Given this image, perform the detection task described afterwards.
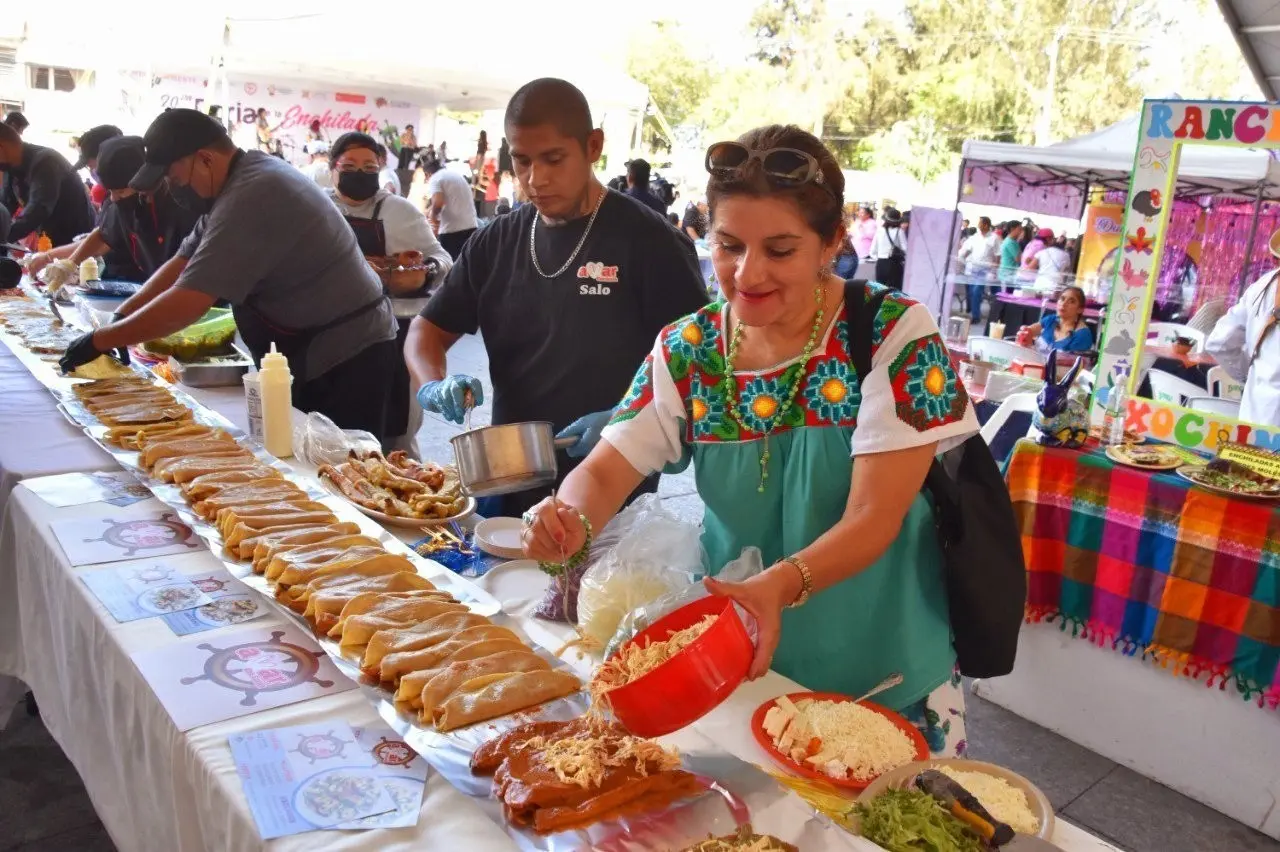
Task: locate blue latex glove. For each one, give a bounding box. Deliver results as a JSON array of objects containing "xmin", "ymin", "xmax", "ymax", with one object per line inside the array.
[
  {"xmin": 555, "ymin": 409, "xmax": 613, "ymax": 459},
  {"xmin": 417, "ymin": 375, "xmax": 484, "ymax": 424}
]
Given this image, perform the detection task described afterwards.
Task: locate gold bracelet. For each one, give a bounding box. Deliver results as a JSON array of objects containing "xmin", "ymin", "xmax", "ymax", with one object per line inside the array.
[{"xmin": 780, "ymin": 556, "xmax": 812, "ymax": 609}]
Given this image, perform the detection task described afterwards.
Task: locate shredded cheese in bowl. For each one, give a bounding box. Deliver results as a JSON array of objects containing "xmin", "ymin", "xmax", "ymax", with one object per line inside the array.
[
  {"xmin": 589, "ymin": 614, "xmax": 719, "ymax": 712},
  {"xmin": 937, "ymin": 766, "xmax": 1040, "ymax": 835},
  {"xmin": 762, "ymin": 696, "xmax": 916, "ymax": 782}
]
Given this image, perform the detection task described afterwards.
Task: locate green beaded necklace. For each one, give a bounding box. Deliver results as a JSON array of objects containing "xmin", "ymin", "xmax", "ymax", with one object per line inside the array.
[{"xmin": 722, "ymin": 283, "xmax": 828, "ymax": 492}]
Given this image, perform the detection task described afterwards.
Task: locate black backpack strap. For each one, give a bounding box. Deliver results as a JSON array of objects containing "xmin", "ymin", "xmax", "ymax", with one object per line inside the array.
[{"xmin": 842, "ymin": 278, "xmax": 888, "ymax": 385}]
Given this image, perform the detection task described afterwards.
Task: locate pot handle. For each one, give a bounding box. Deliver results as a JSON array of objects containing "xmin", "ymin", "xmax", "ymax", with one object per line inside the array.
[{"xmin": 553, "ymin": 435, "xmax": 580, "ymax": 449}]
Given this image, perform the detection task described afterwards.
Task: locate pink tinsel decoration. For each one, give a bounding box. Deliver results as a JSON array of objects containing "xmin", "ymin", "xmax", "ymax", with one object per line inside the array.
[{"xmin": 1195, "ymin": 201, "xmax": 1280, "ymax": 311}]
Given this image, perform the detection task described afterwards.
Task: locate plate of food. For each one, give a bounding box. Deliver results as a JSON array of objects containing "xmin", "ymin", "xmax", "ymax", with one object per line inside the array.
[
  {"xmin": 292, "ymin": 768, "xmax": 389, "ymax": 826},
  {"xmin": 857, "ymin": 758, "xmax": 1054, "ymax": 842},
  {"xmin": 136, "ymin": 583, "xmax": 207, "ymax": 614},
  {"xmin": 318, "ymin": 450, "xmax": 476, "ymax": 528},
  {"xmin": 1177, "ymin": 462, "xmax": 1280, "ymax": 499},
  {"xmin": 752, "ymin": 692, "xmax": 928, "ymax": 791},
  {"xmin": 191, "ymin": 595, "xmax": 262, "ymax": 627},
  {"xmin": 1089, "ymin": 425, "xmax": 1144, "ymax": 445},
  {"xmin": 1104, "ymin": 443, "xmax": 1183, "ymax": 470}
]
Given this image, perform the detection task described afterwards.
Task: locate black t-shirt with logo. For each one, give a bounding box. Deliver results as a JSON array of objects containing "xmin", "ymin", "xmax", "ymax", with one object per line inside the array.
[{"xmin": 421, "ymin": 188, "xmax": 708, "ymax": 434}]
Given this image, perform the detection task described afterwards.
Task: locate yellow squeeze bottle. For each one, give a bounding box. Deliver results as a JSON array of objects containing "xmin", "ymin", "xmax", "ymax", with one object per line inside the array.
[{"xmin": 259, "ymin": 342, "xmax": 294, "ymax": 458}]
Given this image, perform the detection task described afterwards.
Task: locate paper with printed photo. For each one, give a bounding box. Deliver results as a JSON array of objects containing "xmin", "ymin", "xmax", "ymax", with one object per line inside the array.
[
  {"xmin": 23, "ymin": 470, "xmax": 151, "ymax": 508},
  {"xmin": 229, "ymin": 722, "xmax": 396, "ymax": 839},
  {"xmin": 81, "ymin": 562, "xmax": 213, "ymax": 623},
  {"xmin": 162, "ymin": 568, "xmax": 268, "ymax": 636},
  {"xmin": 331, "ymin": 725, "xmax": 429, "ymax": 830}
]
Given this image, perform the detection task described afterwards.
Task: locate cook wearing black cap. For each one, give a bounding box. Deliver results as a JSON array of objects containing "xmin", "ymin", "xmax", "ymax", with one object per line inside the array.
[
  {"xmin": 73, "ymin": 124, "xmax": 123, "ymax": 173},
  {"xmin": 49, "ymin": 136, "xmax": 202, "ymax": 283},
  {"xmin": 24, "ymin": 124, "xmax": 129, "ymax": 276},
  {"xmin": 59, "ymin": 109, "xmax": 400, "ymax": 441},
  {"xmin": 0, "ymin": 118, "xmax": 95, "ymax": 246}
]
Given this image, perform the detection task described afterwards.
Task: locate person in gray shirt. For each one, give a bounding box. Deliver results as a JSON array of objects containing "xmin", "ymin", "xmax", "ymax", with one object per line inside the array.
[{"xmin": 59, "ymin": 109, "xmax": 399, "ymax": 439}]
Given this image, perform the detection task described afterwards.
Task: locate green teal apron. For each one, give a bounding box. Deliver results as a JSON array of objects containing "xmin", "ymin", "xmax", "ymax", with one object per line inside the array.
[{"xmin": 672, "ymin": 423, "xmax": 955, "ymax": 711}]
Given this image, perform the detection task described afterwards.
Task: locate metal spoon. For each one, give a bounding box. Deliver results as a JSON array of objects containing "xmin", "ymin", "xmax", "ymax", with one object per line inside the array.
[
  {"xmin": 853, "ymin": 672, "xmax": 904, "ymax": 705},
  {"xmin": 462, "ymin": 389, "xmax": 473, "ymax": 433}
]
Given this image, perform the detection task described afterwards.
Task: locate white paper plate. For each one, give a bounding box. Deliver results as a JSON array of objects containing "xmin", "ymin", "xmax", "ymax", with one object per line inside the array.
[{"xmin": 473, "ymin": 517, "xmax": 525, "ymax": 559}]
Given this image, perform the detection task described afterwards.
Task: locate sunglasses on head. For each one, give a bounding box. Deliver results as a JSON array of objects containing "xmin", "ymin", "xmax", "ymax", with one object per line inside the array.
[{"xmin": 704, "ymin": 141, "xmax": 834, "ymax": 197}]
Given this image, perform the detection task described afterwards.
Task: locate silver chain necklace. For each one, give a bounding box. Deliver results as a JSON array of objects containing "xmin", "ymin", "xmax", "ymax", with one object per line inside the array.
[{"xmin": 529, "ymin": 186, "xmax": 607, "ymax": 279}]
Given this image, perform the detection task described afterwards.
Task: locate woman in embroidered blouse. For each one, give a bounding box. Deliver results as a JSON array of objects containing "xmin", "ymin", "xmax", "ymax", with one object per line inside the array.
[{"xmin": 521, "ymin": 125, "xmax": 979, "ymax": 754}]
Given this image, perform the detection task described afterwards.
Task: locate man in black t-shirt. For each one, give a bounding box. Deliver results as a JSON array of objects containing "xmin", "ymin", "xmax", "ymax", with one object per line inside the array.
[
  {"xmin": 46, "ymin": 136, "xmax": 201, "ymax": 283},
  {"xmin": 406, "ymin": 78, "xmax": 708, "ymax": 517}
]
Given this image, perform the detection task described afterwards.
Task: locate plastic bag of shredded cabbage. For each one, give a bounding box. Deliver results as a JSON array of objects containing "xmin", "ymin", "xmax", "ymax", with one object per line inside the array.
[
  {"xmin": 604, "ymin": 546, "xmax": 763, "ymax": 659},
  {"xmin": 574, "ymin": 494, "xmax": 703, "ymax": 644}
]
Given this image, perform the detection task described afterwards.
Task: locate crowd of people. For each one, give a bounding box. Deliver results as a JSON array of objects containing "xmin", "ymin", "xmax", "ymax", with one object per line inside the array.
[{"xmin": 0, "ymin": 79, "xmax": 985, "ymax": 746}]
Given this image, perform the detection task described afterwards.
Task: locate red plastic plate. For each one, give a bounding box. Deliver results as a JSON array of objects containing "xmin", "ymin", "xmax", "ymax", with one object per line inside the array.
[{"xmin": 751, "ymin": 691, "xmax": 929, "ymax": 792}]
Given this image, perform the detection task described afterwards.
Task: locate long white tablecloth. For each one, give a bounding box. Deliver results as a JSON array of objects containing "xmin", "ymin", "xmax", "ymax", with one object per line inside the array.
[{"xmin": 0, "ymin": 333, "xmax": 1118, "ymax": 852}]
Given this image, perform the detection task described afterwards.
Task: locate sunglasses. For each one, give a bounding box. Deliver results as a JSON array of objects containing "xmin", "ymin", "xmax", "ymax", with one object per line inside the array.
[{"xmin": 704, "ymin": 141, "xmax": 834, "ymax": 197}]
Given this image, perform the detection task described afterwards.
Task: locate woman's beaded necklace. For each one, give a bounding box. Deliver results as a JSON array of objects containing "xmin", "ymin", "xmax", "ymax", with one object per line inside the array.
[{"xmin": 722, "ymin": 283, "xmax": 828, "ymax": 492}]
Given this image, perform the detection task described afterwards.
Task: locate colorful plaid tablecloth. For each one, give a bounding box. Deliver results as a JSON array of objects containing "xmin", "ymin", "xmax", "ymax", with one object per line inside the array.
[{"xmin": 1006, "ymin": 440, "xmax": 1280, "ymax": 710}]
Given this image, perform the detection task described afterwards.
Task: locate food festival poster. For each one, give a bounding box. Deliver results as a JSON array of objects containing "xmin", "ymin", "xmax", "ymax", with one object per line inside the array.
[
  {"xmin": 1096, "ymin": 98, "xmax": 1280, "ymax": 450},
  {"xmin": 129, "ymin": 624, "xmax": 355, "ymax": 732},
  {"xmin": 229, "ymin": 721, "xmax": 396, "ymax": 839}
]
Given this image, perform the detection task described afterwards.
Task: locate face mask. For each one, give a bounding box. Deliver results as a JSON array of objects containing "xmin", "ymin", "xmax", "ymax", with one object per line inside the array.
[
  {"xmin": 170, "ymin": 156, "xmax": 213, "ymax": 214},
  {"xmin": 338, "ymin": 170, "xmax": 380, "ymax": 202}
]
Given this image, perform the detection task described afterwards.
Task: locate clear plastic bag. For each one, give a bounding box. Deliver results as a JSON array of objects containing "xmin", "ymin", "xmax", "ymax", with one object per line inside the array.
[
  {"xmin": 292, "ymin": 411, "xmax": 381, "ymax": 466},
  {"xmin": 604, "ymin": 546, "xmax": 764, "ymax": 659},
  {"xmin": 556, "ymin": 495, "xmax": 703, "ymax": 636}
]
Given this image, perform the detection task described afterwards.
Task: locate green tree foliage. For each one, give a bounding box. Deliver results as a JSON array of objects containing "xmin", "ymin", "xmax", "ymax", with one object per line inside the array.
[{"xmin": 626, "ymin": 0, "xmax": 1250, "ymax": 183}]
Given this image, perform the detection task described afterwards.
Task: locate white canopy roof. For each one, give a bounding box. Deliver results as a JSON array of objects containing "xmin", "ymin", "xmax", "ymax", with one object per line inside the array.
[
  {"xmin": 961, "ymin": 112, "xmax": 1280, "ymax": 198},
  {"xmin": 15, "ymin": 10, "xmax": 647, "ymax": 113}
]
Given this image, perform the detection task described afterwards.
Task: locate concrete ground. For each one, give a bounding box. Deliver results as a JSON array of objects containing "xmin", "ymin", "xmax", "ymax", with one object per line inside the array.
[{"xmin": 2, "ymin": 333, "xmax": 1276, "ymax": 852}]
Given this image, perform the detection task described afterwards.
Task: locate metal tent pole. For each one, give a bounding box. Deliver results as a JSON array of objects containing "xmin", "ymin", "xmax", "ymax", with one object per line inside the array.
[{"xmin": 1238, "ymin": 185, "xmax": 1265, "ymax": 299}]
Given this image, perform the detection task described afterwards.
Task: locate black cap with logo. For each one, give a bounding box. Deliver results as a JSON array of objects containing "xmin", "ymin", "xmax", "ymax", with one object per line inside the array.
[
  {"xmin": 130, "ymin": 109, "xmax": 229, "ymax": 192},
  {"xmin": 95, "ymin": 136, "xmax": 146, "ymax": 191},
  {"xmin": 73, "ymin": 124, "xmax": 123, "ymax": 170}
]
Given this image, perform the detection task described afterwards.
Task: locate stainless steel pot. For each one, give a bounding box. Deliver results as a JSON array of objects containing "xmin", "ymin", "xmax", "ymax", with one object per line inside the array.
[{"xmin": 450, "ymin": 422, "xmax": 576, "ymax": 497}]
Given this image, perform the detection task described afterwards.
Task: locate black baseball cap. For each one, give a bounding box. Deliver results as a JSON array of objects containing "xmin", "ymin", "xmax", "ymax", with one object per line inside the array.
[
  {"xmin": 95, "ymin": 136, "xmax": 145, "ymax": 191},
  {"xmin": 73, "ymin": 124, "xmax": 123, "ymax": 170},
  {"xmin": 130, "ymin": 108, "xmax": 229, "ymax": 192}
]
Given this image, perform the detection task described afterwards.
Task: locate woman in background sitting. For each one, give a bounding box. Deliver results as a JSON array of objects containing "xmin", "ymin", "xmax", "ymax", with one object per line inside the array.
[{"xmin": 1019, "ymin": 285, "xmax": 1093, "ymax": 354}]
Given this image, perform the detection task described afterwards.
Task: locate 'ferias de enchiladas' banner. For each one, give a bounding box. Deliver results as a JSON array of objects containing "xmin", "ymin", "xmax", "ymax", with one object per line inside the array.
[{"xmin": 138, "ymin": 72, "xmax": 420, "ymax": 162}]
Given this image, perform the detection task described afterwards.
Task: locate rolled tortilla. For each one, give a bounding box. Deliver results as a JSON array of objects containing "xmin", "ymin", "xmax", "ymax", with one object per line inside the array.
[
  {"xmin": 194, "ymin": 483, "xmax": 307, "ymax": 518},
  {"xmin": 215, "ymin": 501, "xmax": 328, "ymax": 537},
  {"xmin": 141, "ymin": 433, "xmax": 237, "ymax": 467},
  {"xmin": 417, "ymin": 651, "xmax": 551, "ymax": 721},
  {"xmin": 363, "ymin": 617, "xmax": 518, "ymax": 673},
  {"xmin": 432, "ymin": 670, "xmax": 580, "ymax": 732},
  {"xmin": 275, "ymin": 550, "xmax": 404, "ymax": 588},
  {"xmin": 329, "ymin": 593, "xmax": 463, "ymax": 637},
  {"xmin": 217, "ymin": 510, "xmax": 338, "ymax": 538},
  {"xmin": 374, "ymin": 613, "xmax": 494, "ymax": 678},
  {"xmin": 263, "ymin": 536, "xmax": 383, "ymax": 580},
  {"xmin": 158, "ymin": 455, "xmax": 265, "ymax": 483},
  {"xmin": 226, "ymin": 521, "xmax": 325, "ymax": 556},
  {"xmin": 391, "ymin": 636, "xmax": 528, "ymax": 703},
  {"xmin": 244, "ymin": 523, "xmax": 362, "ymax": 565},
  {"xmin": 339, "ymin": 602, "xmax": 482, "ymax": 650},
  {"xmin": 183, "ymin": 469, "xmax": 283, "ymax": 501}
]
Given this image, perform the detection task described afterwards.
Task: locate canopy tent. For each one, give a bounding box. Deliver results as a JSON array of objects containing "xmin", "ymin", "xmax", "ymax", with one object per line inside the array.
[
  {"xmin": 960, "ymin": 111, "xmax": 1280, "ymax": 217},
  {"xmin": 1215, "ymin": 0, "xmax": 1280, "ymax": 101},
  {"xmin": 13, "ymin": 11, "xmax": 648, "ymax": 124}
]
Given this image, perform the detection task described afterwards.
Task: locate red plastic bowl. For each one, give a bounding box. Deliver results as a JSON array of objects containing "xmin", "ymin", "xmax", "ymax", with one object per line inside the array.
[{"xmin": 605, "ymin": 595, "xmax": 752, "ymax": 737}]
